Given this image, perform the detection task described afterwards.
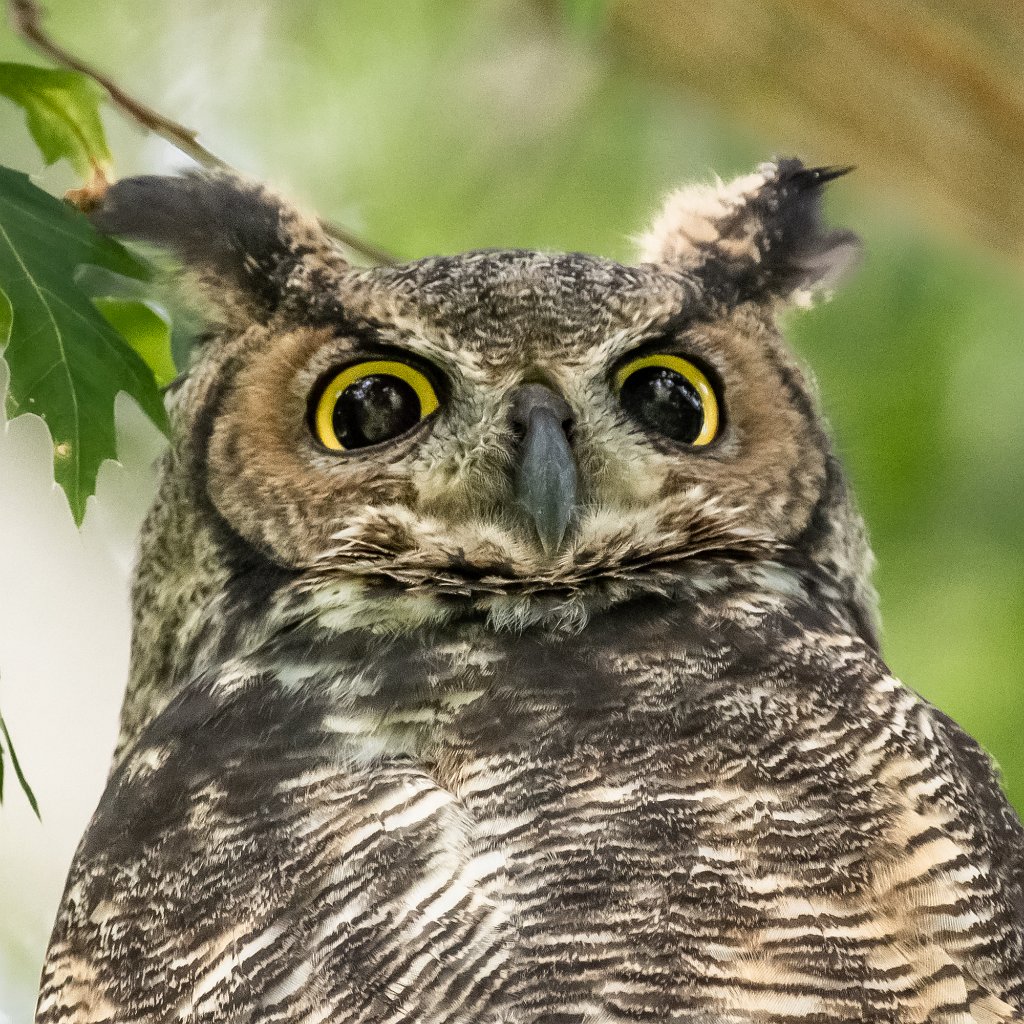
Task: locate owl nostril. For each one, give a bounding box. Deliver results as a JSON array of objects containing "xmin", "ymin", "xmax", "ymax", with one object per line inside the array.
[{"xmin": 509, "ymin": 383, "xmax": 574, "ymax": 436}]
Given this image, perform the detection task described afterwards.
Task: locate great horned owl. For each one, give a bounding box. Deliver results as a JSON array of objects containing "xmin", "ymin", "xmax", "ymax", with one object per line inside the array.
[{"xmin": 36, "ymin": 161, "xmax": 1024, "ymax": 1024}]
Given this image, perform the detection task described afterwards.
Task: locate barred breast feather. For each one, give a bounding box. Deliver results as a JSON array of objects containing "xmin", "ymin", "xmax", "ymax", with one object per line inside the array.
[{"xmin": 37, "ymin": 574, "xmax": 1024, "ymax": 1024}]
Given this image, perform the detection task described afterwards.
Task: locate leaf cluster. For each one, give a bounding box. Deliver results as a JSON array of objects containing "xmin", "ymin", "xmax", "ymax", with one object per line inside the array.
[
  {"xmin": 1, "ymin": 60, "xmax": 178, "ymax": 813},
  {"xmin": 0, "ymin": 61, "xmax": 173, "ymax": 524}
]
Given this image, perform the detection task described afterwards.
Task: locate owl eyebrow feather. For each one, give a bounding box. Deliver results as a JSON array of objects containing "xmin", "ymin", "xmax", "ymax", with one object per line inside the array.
[
  {"xmin": 717, "ymin": 161, "xmax": 860, "ymax": 302},
  {"xmin": 639, "ymin": 158, "xmax": 862, "ymax": 307},
  {"xmin": 90, "ymin": 171, "xmax": 346, "ymax": 322}
]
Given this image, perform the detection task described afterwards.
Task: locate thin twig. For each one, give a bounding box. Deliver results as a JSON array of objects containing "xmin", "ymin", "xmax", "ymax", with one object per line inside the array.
[{"xmin": 8, "ymin": 0, "xmax": 399, "ymax": 266}]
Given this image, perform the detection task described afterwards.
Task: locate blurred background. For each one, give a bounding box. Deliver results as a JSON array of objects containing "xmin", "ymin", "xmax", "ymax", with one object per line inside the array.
[{"xmin": 1, "ymin": 0, "xmax": 1022, "ymax": 1019}]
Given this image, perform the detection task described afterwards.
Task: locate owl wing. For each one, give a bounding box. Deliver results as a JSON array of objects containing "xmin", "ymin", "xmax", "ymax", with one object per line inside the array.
[
  {"xmin": 915, "ymin": 702, "xmax": 1024, "ymax": 1010},
  {"xmin": 924, "ymin": 703, "xmax": 1024, "ymax": 903},
  {"xmin": 657, "ymin": 642, "xmax": 1024, "ymax": 1023},
  {"xmin": 852, "ymin": 685, "xmax": 1024, "ymax": 1021},
  {"xmin": 35, "ymin": 668, "xmax": 507, "ymax": 1024}
]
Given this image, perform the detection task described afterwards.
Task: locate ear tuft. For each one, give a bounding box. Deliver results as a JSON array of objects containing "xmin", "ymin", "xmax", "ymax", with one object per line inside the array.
[
  {"xmin": 637, "ymin": 158, "xmax": 861, "ymax": 306},
  {"xmin": 90, "ymin": 171, "xmax": 344, "ymax": 323}
]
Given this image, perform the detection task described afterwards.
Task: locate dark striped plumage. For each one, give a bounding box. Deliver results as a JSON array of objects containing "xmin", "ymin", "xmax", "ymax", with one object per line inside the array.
[{"xmin": 37, "ymin": 161, "xmax": 1024, "ymax": 1024}]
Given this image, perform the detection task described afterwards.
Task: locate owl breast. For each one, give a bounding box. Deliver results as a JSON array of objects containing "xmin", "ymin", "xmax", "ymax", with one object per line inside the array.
[{"xmin": 40, "ymin": 579, "xmax": 1019, "ymax": 1024}]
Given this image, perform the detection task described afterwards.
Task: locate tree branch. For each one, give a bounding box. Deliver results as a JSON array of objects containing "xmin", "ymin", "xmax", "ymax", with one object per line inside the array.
[{"xmin": 7, "ymin": 0, "xmax": 399, "ymax": 266}]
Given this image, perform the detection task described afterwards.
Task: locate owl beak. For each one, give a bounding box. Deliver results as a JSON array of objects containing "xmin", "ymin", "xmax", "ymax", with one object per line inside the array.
[{"xmin": 510, "ymin": 384, "xmax": 578, "ymax": 555}]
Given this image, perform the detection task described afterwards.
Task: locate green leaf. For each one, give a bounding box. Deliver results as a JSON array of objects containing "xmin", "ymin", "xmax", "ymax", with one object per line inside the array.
[
  {"xmin": 0, "ymin": 165, "xmax": 169, "ymax": 523},
  {"xmin": 0, "ymin": 62, "xmax": 112, "ymax": 176},
  {"xmin": 94, "ymin": 298, "xmax": 178, "ymax": 388},
  {"xmin": 561, "ymin": 0, "xmax": 611, "ymax": 33},
  {"xmin": 0, "ymin": 707, "xmax": 40, "ymax": 818}
]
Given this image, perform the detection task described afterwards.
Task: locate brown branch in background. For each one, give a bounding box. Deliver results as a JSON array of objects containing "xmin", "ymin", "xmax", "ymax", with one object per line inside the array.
[
  {"xmin": 8, "ymin": 0, "xmax": 399, "ymax": 266},
  {"xmin": 611, "ymin": 0, "xmax": 1024, "ymax": 261},
  {"xmin": 9, "ymin": 0, "xmax": 229, "ymax": 170}
]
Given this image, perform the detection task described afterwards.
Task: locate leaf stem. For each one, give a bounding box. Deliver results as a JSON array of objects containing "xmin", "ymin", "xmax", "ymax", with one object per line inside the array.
[
  {"xmin": 0, "ymin": 706, "xmax": 40, "ymax": 818},
  {"xmin": 7, "ymin": 0, "xmax": 400, "ymax": 266}
]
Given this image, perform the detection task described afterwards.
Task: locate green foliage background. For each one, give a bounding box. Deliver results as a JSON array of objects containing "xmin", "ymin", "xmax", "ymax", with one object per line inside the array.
[{"xmin": 0, "ymin": 5, "xmax": 1022, "ymax": 1003}]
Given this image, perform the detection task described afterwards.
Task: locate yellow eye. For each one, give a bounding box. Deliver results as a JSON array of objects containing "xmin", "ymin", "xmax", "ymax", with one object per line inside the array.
[
  {"xmin": 313, "ymin": 359, "xmax": 440, "ymax": 451},
  {"xmin": 614, "ymin": 353, "xmax": 720, "ymax": 446}
]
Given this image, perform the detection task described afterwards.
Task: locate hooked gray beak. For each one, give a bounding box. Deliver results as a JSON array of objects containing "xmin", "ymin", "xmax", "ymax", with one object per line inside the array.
[{"xmin": 510, "ymin": 384, "xmax": 578, "ymax": 554}]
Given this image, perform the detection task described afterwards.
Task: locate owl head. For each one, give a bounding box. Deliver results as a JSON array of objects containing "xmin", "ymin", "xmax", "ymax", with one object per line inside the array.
[{"xmin": 95, "ymin": 159, "xmax": 876, "ymax": 656}]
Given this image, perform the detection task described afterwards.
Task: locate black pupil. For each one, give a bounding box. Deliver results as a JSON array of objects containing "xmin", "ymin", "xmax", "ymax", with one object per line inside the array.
[
  {"xmin": 332, "ymin": 374, "xmax": 422, "ymax": 448},
  {"xmin": 620, "ymin": 366, "xmax": 706, "ymax": 444}
]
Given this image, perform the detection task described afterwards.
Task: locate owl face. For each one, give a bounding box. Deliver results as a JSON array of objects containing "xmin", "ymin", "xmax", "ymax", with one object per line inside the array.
[
  {"xmin": 195, "ymin": 251, "xmax": 827, "ymax": 589},
  {"xmin": 95, "ymin": 161, "xmax": 873, "ymax": 632}
]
